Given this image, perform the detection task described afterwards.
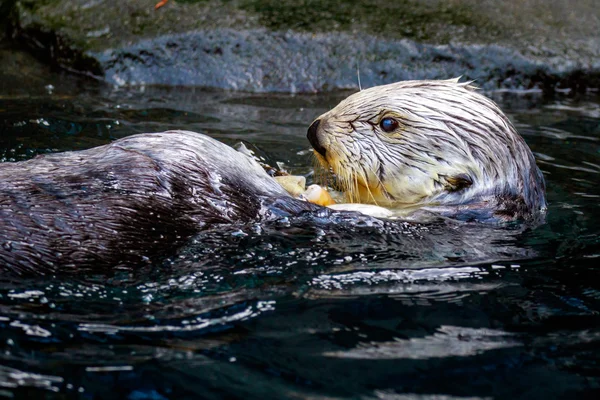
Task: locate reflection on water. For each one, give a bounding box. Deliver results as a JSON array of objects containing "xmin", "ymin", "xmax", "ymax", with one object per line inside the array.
[
  {"xmin": 323, "ymin": 325, "xmax": 520, "ymax": 360},
  {"xmin": 1, "ymin": 65, "xmax": 600, "ymax": 398}
]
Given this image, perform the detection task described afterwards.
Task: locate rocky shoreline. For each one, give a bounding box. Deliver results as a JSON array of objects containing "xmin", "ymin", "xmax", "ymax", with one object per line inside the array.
[{"xmin": 3, "ymin": 0, "xmax": 600, "ymax": 92}]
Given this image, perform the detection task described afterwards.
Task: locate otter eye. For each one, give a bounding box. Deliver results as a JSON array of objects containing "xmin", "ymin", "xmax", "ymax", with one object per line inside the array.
[{"xmin": 380, "ymin": 117, "xmax": 399, "ymax": 133}]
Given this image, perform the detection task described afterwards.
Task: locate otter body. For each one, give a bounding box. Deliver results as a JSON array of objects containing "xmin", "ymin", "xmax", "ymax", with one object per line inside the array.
[
  {"xmin": 307, "ymin": 79, "xmax": 546, "ymax": 221},
  {"xmin": 0, "ymin": 80, "xmax": 547, "ymax": 272},
  {"xmin": 0, "ymin": 131, "xmax": 312, "ymax": 273}
]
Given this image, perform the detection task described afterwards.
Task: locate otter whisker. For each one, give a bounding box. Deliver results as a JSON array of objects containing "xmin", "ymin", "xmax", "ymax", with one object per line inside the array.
[
  {"xmin": 354, "ymin": 165, "xmax": 374, "ymax": 204},
  {"xmin": 312, "ymin": 155, "xmax": 327, "ymax": 185},
  {"xmin": 337, "ymin": 161, "xmax": 352, "ymax": 202},
  {"xmin": 364, "ymin": 164, "xmax": 388, "ymax": 206},
  {"xmin": 337, "ymin": 162, "xmax": 350, "ymax": 200},
  {"xmin": 356, "ymin": 59, "xmax": 362, "ymax": 91},
  {"xmin": 351, "ymin": 168, "xmax": 360, "ymax": 203}
]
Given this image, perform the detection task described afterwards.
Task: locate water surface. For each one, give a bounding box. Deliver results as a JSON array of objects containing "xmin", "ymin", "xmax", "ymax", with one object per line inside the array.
[{"xmin": 1, "ymin": 64, "xmax": 600, "ymax": 399}]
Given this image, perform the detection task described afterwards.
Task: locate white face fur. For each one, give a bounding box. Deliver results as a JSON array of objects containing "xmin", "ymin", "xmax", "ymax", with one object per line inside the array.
[{"xmin": 308, "ymin": 79, "xmax": 545, "ymax": 215}]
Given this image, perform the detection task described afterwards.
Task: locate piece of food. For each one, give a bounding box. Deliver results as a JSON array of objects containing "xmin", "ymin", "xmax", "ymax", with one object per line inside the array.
[
  {"xmin": 274, "ymin": 175, "xmax": 306, "ymax": 198},
  {"xmin": 303, "ymin": 184, "xmax": 335, "ymax": 206}
]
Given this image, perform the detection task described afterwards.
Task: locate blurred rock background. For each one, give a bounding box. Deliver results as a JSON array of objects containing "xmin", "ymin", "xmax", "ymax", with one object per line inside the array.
[{"xmin": 1, "ymin": 0, "xmax": 599, "ymax": 92}]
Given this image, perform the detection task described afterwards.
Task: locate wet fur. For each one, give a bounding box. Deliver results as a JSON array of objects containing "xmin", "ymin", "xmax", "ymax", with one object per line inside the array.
[
  {"xmin": 0, "ymin": 80, "xmax": 547, "ymax": 272},
  {"xmin": 310, "ymin": 79, "xmax": 547, "ymax": 221},
  {"xmin": 0, "ymin": 131, "xmax": 312, "ymax": 273}
]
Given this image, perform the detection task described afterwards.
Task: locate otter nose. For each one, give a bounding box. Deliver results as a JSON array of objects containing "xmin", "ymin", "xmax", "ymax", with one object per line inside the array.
[{"xmin": 307, "ymin": 119, "xmax": 327, "ymax": 157}]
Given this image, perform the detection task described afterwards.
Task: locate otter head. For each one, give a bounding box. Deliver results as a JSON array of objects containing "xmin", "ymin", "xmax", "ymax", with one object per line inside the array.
[{"xmin": 307, "ymin": 79, "xmax": 546, "ymax": 220}]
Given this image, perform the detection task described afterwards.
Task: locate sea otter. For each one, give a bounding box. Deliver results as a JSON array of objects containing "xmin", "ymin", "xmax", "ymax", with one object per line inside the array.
[
  {"xmin": 307, "ymin": 79, "xmax": 546, "ymax": 221},
  {"xmin": 0, "ymin": 79, "xmax": 545, "ymax": 272},
  {"xmin": 0, "ymin": 131, "xmax": 316, "ymax": 273}
]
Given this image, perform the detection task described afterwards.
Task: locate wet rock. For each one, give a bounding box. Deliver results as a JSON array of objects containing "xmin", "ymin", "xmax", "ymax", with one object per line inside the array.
[{"xmin": 6, "ymin": 0, "xmax": 600, "ymax": 92}]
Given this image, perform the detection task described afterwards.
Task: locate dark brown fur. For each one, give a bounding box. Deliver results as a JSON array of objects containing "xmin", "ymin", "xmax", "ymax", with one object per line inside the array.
[{"xmin": 0, "ymin": 131, "xmax": 312, "ymax": 273}]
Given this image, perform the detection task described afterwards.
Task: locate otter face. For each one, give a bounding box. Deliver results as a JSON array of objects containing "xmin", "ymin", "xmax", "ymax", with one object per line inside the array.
[{"xmin": 307, "ymin": 79, "xmax": 546, "ymax": 218}]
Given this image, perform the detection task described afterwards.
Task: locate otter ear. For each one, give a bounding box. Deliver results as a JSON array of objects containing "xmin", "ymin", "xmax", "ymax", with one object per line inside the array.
[{"xmin": 442, "ymin": 173, "xmax": 473, "ymax": 192}]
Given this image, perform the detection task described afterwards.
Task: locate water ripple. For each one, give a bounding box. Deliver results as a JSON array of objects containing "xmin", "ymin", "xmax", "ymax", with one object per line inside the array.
[
  {"xmin": 324, "ymin": 326, "xmax": 520, "ymax": 360},
  {"xmin": 0, "ymin": 365, "xmax": 63, "ymax": 392}
]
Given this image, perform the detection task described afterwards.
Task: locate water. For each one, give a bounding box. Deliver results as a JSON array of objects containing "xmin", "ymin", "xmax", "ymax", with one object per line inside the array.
[{"xmin": 1, "ymin": 65, "xmax": 600, "ymax": 399}]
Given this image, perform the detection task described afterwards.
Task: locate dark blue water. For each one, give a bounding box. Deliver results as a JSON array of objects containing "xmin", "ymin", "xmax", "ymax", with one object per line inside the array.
[{"xmin": 1, "ymin": 62, "xmax": 600, "ymax": 399}]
